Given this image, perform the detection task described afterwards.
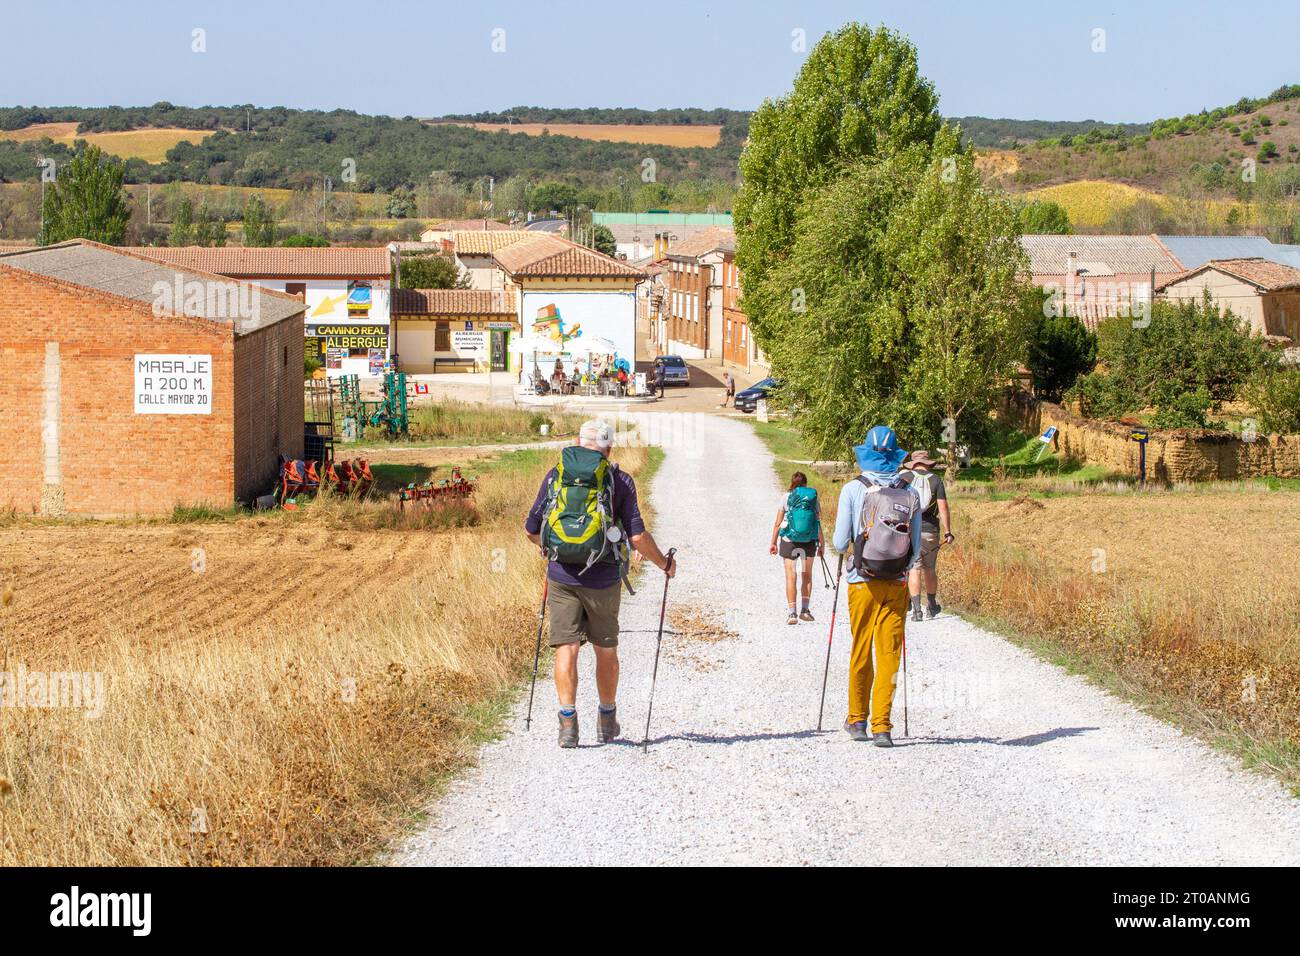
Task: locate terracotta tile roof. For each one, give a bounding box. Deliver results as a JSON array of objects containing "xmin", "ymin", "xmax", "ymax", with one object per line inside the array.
[
  {"xmin": 494, "ymin": 234, "xmax": 644, "ymax": 278},
  {"xmin": 451, "ymin": 230, "xmax": 538, "ymax": 254},
  {"xmin": 0, "ymin": 240, "xmax": 303, "ymax": 332},
  {"xmin": 1156, "ymin": 257, "xmax": 1300, "ymax": 292},
  {"xmin": 666, "ymin": 226, "xmax": 736, "ymax": 259},
  {"xmin": 1021, "ymin": 234, "xmax": 1181, "ymax": 275},
  {"xmin": 391, "ymin": 288, "xmax": 516, "ymax": 315},
  {"xmin": 423, "ymin": 218, "xmax": 514, "ymax": 233},
  {"xmin": 127, "ymin": 246, "xmax": 391, "ymax": 279}
]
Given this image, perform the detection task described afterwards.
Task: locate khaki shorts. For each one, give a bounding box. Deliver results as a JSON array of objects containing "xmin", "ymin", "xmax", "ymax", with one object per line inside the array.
[
  {"xmin": 916, "ymin": 529, "xmax": 942, "ymax": 572},
  {"xmin": 547, "ymin": 580, "xmax": 622, "ymax": 648}
]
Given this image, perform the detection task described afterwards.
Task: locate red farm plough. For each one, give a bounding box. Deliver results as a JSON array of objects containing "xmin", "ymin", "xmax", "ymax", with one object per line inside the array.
[
  {"xmin": 278, "ymin": 456, "xmax": 374, "ymax": 507},
  {"xmin": 398, "ymin": 467, "xmax": 477, "ymax": 510}
]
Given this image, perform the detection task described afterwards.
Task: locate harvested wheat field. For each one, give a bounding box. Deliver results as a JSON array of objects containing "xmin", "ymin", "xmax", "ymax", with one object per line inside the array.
[
  {"xmin": 0, "ymin": 123, "xmax": 213, "ymax": 162},
  {"xmin": 947, "ymin": 485, "xmax": 1300, "ymax": 788},
  {"xmin": 440, "ymin": 121, "xmax": 723, "ymax": 147},
  {"xmin": 0, "ymin": 445, "xmax": 653, "ymax": 865}
]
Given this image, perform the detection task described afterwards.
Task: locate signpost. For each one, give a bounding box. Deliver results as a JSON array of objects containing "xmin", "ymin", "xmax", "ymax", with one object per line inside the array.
[
  {"xmin": 1130, "ymin": 427, "xmax": 1150, "ymax": 485},
  {"xmin": 1032, "ymin": 425, "xmax": 1058, "ymax": 462}
]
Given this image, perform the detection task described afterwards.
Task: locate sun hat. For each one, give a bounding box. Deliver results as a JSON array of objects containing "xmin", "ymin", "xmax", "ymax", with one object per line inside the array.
[
  {"xmin": 903, "ymin": 449, "xmax": 938, "ymax": 469},
  {"xmin": 853, "ymin": 425, "xmax": 907, "ymax": 473}
]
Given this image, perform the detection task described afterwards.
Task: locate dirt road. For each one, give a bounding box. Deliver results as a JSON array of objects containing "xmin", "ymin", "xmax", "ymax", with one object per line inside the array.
[{"xmin": 392, "ymin": 414, "xmax": 1300, "ymax": 866}]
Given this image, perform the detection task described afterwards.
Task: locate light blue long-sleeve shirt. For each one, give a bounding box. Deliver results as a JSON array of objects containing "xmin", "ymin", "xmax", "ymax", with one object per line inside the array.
[{"xmin": 832, "ymin": 471, "xmax": 923, "ymax": 584}]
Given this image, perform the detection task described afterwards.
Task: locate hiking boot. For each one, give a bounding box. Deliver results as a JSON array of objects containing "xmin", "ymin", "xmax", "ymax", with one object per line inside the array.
[
  {"xmin": 925, "ymin": 603, "xmax": 941, "ymax": 620},
  {"xmin": 911, "ymin": 607, "xmax": 923, "ymax": 623},
  {"xmin": 787, "ymin": 611, "xmax": 798, "ymax": 625},
  {"xmin": 799, "ymin": 609, "xmax": 815, "ymax": 622},
  {"xmin": 843, "ymin": 720, "xmax": 870, "ymax": 742},
  {"xmin": 596, "ymin": 706, "xmax": 620, "ymax": 743},
  {"xmin": 872, "ymin": 732, "xmax": 894, "ymax": 748},
  {"xmin": 558, "ymin": 711, "xmax": 579, "ymax": 749}
]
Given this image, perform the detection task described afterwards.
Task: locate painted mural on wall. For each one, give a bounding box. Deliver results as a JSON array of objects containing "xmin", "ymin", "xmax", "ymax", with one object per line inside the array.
[{"xmin": 523, "ymin": 292, "xmax": 636, "ymax": 374}]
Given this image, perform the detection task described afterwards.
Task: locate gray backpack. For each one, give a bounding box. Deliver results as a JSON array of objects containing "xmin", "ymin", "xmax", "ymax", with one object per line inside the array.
[{"xmin": 851, "ymin": 476, "xmax": 918, "ymax": 578}]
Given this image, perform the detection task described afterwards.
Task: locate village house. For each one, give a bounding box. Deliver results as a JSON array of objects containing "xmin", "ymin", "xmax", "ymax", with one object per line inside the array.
[
  {"xmin": 129, "ymin": 246, "xmax": 392, "ymax": 378},
  {"xmin": 390, "ymin": 288, "xmax": 518, "ymax": 373},
  {"xmin": 419, "ymin": 218, "xmax": 514, "ymax": 244},
  {"xmin": 594, "ymin": 211, "xmax": 734, "ymax": 261},
  {"xmin": 0, "ymin": 241, "xmax": 304, "ymax": 515},
  {"xmin": 1021, "ymin": 234, "xmax": 1182, "ymax": 328},
  {"xmin": 493, "ymin": 234, "xmax": 645, "ymax": 376},
  {"xmin": 1156, "ymin": 257, "xmax": 1300, "ymax": 343}
]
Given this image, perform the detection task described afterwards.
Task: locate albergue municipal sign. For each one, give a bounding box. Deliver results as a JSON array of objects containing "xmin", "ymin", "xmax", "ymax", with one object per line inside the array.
[{"xmin": 134, "ymin": 354, "xmax": 212, "ymax": 414}]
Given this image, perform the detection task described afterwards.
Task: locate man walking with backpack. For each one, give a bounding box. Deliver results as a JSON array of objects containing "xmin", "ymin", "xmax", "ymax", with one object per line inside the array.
[
  {"xmin": 901, "ymin": 450, "xmax": 954, "ymax": 622},
  {"xmin": 831, "ymin": 425, "xmax": 922, "ymax": 747},
  {"xmin": 524, "ymin": 419, "xmax": 677, "ymax": 749}
]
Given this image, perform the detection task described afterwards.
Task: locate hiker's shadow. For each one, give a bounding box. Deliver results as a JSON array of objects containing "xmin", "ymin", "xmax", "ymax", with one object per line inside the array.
[
  {"xmin": 608, "ymin": 729, "xmax": 824, "ymax": 748},
  {"xmin": 904, "ymin": 726, "xmax": 1099, "ymax": 747},
  {"xmin": 599, "ymin": 726, "xmax": 1099, "ymax": 749}
]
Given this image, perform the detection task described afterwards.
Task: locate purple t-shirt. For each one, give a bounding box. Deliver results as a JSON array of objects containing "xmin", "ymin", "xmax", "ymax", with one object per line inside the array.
[{"xmin": 525, "ymin": 463, "xmax": 646, "ymax": 589}]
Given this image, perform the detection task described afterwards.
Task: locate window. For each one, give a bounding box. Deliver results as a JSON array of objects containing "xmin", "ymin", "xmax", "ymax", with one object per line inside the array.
[
  {"xmin": 435, "ymin": 321, "xmax": 450, "ymax": 351},
  {"xmin": 285, "ymin": 283, "xmax": 306, "ymax": 299},
  {"xmin": 283, "ymin": 345, "xmax": 289, "ymax": 367}
]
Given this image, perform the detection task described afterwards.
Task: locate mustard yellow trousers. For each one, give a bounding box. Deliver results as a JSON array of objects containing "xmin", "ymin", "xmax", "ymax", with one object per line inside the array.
[{"xmin": 846, "ymin": 579, "xmax": 909, "ymax": 731}]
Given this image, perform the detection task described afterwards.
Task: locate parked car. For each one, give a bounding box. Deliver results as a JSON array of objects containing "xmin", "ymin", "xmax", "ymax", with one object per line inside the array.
[
  {"xmin": 654, "ymin": 355, "xmax": 691, "ymax": 386},
  {"xmin": 735, "ymin": 377, "xmax": 780, "ymax": 413}
]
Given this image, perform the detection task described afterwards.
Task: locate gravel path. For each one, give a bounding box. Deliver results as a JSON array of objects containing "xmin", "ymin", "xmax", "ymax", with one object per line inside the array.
[{"xmin": 392, "ymin": 415, "xmax": 1300, "ymax": 866}]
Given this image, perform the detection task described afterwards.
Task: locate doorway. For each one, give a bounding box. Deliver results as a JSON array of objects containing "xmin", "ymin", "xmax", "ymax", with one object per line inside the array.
[{"xmin": 490, "ymin": 329, "xmax": 508, "ymax": 371}]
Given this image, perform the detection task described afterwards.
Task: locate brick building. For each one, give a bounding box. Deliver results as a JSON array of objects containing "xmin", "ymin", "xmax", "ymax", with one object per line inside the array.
[{"xmin": 0, "ymin": 240, "xmax": 304, "ymax": 516}]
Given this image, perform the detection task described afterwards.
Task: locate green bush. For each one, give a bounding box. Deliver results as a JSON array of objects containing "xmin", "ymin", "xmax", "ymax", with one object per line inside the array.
[
  {"xmin": 1241, "ymin": 366, "xmax": 1300, "ymax": 433},
  {"xmin": 1027, "ymin": 310, "xmax": 1097, "ymax": 401},
  {"xmin": 1149, "ymin": 388, "xmax": 1213, "ymax": 429},
  {"xmin": 1065, "ymin": 371, "xmax": 1140, "ymax": 419}
]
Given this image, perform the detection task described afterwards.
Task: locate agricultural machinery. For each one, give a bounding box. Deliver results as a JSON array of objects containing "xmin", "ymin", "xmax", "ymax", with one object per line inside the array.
[
  {"xmin": 278, "ymin": 456, "xmax": 374, "ymax": 507},
  {"xmin": 398, "ymin": 467, "xmax": 477, "ymax": 510},
  {"xmin": 337, "ymin": 372, "xmax": 409, "ymax": 440}
]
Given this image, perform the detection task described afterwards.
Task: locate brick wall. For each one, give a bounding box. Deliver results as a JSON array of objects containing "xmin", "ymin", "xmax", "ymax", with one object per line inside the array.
[
  {"xmin": 233, "ymin": 314, "xmax": 305, "ymax": 502},
  {"xmin": 0, "ymin": 268, "xmax": 301, "ymax": 515},
  {"xmin": 665, "ymin": 257, "xmax": 708, "ymax": 351},
  {"xmin": 1005, "ymin": 391, "xmax": 1300, "ymax": 481}
]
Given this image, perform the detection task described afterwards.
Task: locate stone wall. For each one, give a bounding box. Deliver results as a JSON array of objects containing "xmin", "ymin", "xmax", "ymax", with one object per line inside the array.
[{"xmin": 1004, "ymin": 391, "xmax": 1300, "ymax": 481}]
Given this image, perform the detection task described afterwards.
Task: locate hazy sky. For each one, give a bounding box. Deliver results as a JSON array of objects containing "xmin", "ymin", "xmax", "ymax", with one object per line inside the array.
[{"xmin": 4, "ymin": 0, "xmax": 1298, "ymax": 123}]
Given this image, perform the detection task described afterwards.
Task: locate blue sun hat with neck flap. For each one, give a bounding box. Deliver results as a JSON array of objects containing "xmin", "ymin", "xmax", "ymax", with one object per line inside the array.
[{"xmin": 853, "ymin": 425, "xmax": 908, "ymax": 475}]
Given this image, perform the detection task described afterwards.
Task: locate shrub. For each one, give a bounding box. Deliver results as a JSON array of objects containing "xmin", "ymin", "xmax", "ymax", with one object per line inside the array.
[
  {"xmin": 1149, "ymin": 388, "xmax": 1213, "ymax": 429},
  {"xmin": 1258, "ymin": 141, "xmax": 1279, "ymax": 161},
  {"xmin": 1241, "ymin": 366, "xmax": 1300, "ymax": 433},
  {"xmin": 1065, "ymin": 371, "xmax": 1140, "ymax": 419},
  {"xmin": 1026, "ymin": 311, "xmax": 1097, "ymax": 401}
]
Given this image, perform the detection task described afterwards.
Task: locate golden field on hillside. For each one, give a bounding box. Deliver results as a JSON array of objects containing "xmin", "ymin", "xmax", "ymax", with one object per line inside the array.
[
  {"xmin": 438, "ymin": 121, "xmax": 724, "ymax": 147},
  {"xmin": 0, "ymin": 122, "xmax": 213, "ymax": 162}
]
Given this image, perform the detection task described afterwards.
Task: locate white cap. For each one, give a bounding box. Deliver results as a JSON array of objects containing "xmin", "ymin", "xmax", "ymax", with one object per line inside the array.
[{"xmin": 579, "ymin": 419, "xmax": 614, "ymax": 450}]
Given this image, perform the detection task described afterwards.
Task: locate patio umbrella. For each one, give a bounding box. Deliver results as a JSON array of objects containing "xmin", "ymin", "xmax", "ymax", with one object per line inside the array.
[
  {"xmin": 568, "ymin": 336, "xmax": 620, "ymax": 381},
  {"xmin": 508, "ymin": 334, "xmax": 562, "ymax": 388}
]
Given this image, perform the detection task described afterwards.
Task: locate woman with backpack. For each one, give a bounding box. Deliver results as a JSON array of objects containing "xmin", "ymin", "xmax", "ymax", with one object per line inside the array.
[{"xmin": 769, "ymin": 472, "xmax": 823, "ymax": 625}]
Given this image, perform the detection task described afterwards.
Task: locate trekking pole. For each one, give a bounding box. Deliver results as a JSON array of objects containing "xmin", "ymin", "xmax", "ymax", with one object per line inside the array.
[
  {"xmin": 901, "ymin": 634, "xmax": 909, "ymax": 738},
  {"xmin": 524, "ymin": 576, "xmax": 549, "ymax": 731},
  {"xmin": 641, "ymin": 548, "xmax": 677, "ymax": 754},
  {"xmin": 816, "ymin": 553, "xmax": 845, "ymax": 731},
  {"xmin": 819, "ymin": 551, "xmax": 833, "ymax": 589}
]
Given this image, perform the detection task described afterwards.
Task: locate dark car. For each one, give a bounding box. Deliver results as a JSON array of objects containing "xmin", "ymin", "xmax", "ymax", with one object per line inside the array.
[
  {"xmin": 654, "ymin": 355, "xmax": 690, "ymax": 386},
  {"xmin": 734, "ymin": 377, "xmax": 779, "ymax": 413}
]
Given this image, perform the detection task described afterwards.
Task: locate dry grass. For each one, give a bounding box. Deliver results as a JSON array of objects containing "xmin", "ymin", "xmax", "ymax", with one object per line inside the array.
[
  {"xmin": 0, "ymin": 123, "xmax": 213, "ymax": 162},
  {"xmin": 0, "ymin": 444, "xmax": 649, "ymax": 865},
  {"xmin": 436, "ymin": 121, "xmax": 723, "ymax": 148},
  {"xmin": 946, "ymin": 485, "xmax": 1300, "ymax": 790}
]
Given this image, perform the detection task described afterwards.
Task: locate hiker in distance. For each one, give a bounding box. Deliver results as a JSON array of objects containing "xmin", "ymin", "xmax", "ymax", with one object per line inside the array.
[
  {"xmin": 832, "ymin": 425, "xmax": 922, "ymax": 748},
  {"xmin": 524, "ymin": 419, "xmax": 677, "ymax": 749},
  {"xmin": 769, "ymin": 471, "xmax": 824, "ymax": 625},
  {"xmin": 719, "ymin": 370, "xmax": 736, "ymax": 408},
  {"xmin": 901, "ymin": 449, "xmax": 954, "ymax": 622}
]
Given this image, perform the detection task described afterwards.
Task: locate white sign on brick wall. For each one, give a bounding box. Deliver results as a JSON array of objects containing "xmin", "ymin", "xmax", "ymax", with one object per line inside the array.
[{"xmin": 134, "ymin": 354, "xmax": 212, "ymax": 414}]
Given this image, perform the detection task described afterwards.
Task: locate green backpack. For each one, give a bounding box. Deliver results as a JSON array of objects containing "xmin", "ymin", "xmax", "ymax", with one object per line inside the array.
[
  {"xmin": 780, "ymin": 486, "xmax": 819, "ymax": 542},
  {"xmin": 541, "ymin": 446, "xmax": 622, "ymax": 573}
]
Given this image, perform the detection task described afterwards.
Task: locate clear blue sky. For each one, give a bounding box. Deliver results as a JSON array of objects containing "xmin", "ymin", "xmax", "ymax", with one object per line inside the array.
[{"xmin": 4, "ymin": 0, "xmax": 1299, "ymax": 123}]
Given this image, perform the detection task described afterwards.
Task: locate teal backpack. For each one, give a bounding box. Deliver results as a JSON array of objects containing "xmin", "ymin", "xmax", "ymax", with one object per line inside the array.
[
  {"xmin": 780, "ymin": 486, "xmax": 820, "ymax": 542},
  {"xmin": 540, "ymin": 446, "xmax": 625, "ymax": 575}
]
